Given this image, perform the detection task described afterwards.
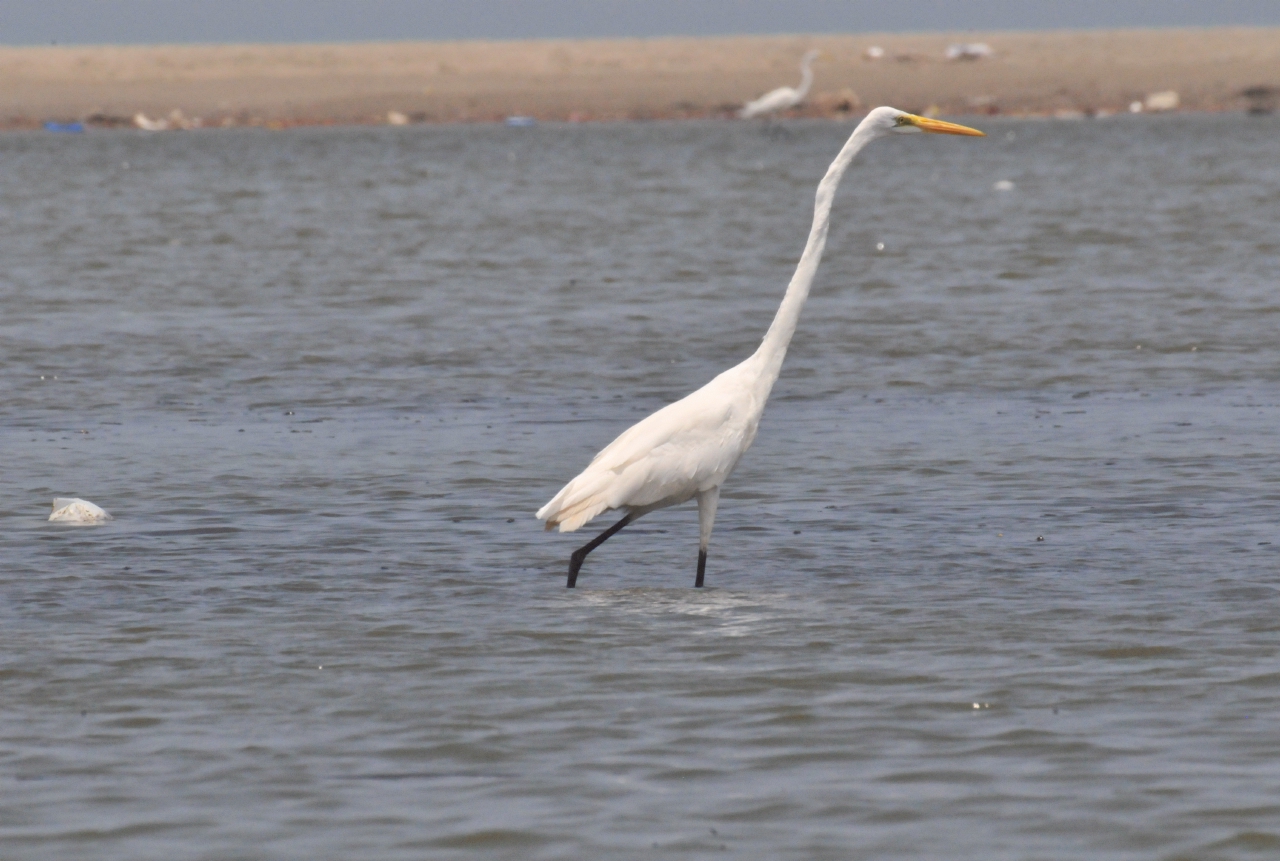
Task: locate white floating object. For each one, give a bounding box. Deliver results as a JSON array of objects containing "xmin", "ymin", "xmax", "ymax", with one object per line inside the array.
[
  {"xmin": 387, "ymin": 110, "xmax": 409, "ymax": 126},
  {"xmin": 1144, "ymin": 90, "xmax": 1180, "ymax": 112},
  {"xmin": 1129, "ymin": 101, "xmax": 1144, "ymax": 113},
  {"xmin": 994, "ymin": 179, "xmax": 1015, "ymax": 191},
  {"xmin": 865, "ymin": 46, "xmax": 885, "ymax": 60},
  {"xmin": 49, "ymin": 497, "xmax": 112, "ymax": 524}
]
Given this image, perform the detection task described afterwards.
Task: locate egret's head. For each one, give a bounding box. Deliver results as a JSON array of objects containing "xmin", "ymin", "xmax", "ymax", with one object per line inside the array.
[{"xmin": 865, "ymin": 106, "xmax": 986, "ymax": 138}]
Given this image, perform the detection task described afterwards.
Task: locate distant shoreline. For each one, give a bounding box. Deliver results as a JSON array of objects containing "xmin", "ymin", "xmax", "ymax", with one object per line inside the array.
[{"xmin": 2, "ymin": 28, "xmax": 1278, "ymax": 130}]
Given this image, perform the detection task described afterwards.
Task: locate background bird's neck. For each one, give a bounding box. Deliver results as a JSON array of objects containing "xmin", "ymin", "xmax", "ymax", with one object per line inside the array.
[
  {"xmin": 750, "ymin": 118, "xmax": 881, "ymax": 394},
  {"xmin": 795, "ymin": 59, "xmax": 815, "ymax": 99}
]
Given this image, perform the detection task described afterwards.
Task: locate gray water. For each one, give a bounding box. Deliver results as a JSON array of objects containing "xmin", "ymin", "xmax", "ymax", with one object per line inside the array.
[{"xmin": 2, "ymin": 114, "xmax": 1279, "ymax": 860}]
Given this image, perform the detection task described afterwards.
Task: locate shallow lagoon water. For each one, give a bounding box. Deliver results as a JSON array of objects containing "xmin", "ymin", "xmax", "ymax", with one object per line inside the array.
[{"xmin": 2, "ymin": 115, "xmax": 1280, "ymax": 859}]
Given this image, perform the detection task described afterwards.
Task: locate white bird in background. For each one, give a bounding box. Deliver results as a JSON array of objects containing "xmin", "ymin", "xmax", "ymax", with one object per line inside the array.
[
  {"xmin": 739, "ymin": 49, "xmax": 822, "ymax": 119},
  {"xmin": 537, "ymin": 107, "xmax": 984, "ymax": 588}
]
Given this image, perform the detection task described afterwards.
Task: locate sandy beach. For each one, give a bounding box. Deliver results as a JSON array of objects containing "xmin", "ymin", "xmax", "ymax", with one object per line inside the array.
[{"xmin": 2, "ymin": 27, "xmax": 1278, "ymax": 128}]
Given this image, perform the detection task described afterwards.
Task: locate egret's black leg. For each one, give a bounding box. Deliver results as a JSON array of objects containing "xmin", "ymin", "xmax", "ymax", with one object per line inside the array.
[
  {"xmin": 566, "ymin": 514, "xmax": 633, "ymax": 588},
  {"xmin": 694, "ymin": 487, "xmax": 720, "ymax": 590}
]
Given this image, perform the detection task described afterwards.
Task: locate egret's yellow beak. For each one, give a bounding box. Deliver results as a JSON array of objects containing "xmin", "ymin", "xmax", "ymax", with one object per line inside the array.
[{"xmin": 903, "ymin": 115, "xmax": 986, "ymax": 136}]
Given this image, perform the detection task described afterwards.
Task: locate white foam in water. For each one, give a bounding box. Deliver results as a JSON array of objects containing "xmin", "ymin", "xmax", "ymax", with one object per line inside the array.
[{"xmin": 48, "ymin": 497, "xmax": 112, "ymax": 524}]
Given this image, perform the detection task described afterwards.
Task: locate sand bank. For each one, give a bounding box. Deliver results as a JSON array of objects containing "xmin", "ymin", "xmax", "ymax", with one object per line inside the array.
[{"xmin": 3, "ymin": 28, "xmax": 1278, "ymax": 129}]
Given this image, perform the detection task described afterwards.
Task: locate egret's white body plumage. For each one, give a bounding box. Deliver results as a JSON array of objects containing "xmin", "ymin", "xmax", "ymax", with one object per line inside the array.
[
  {"xmin": 538, "ymin": 359, "xmax": 763, "ymax": 533},
  {"xmin": 739, "ymin": 49, "xmax": 821, "ymax": 119},
  {"xmin": 538, "ymin": 107, "xmax": 984, "ymax": 586}
]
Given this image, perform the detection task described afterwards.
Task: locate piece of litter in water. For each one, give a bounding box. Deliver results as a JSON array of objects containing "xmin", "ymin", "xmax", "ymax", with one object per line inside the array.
[
  {"xmin": 994, "ymin": 179, "xmax": 1015, "ymax": 191},
  {"xmin": 49, "ymin": 498, "xmax": 112, "ymax": 523}
]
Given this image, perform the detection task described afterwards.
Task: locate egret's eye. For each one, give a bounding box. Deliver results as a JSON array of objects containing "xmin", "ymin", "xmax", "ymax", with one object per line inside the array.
[{"xmin": 893, "ymin": 115, "xmax": 912, "ymax": 127}]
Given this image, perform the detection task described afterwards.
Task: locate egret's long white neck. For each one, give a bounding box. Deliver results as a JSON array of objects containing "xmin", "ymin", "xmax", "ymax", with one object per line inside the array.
[
  {"xmin": 751, "ymin": 115, "xmax": 882, "ymax": 392},
  {"xmin": 795, "ymin": 55, "xmax": 816, "ymax": 100}
]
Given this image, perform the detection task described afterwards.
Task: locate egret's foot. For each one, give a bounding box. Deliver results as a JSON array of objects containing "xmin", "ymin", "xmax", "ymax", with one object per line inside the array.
[
  {"xmin": 567, "ymin": 551, "xmax": 586, "ymax": 588},
  {"xmin": 695, "ymin": 549, "xmax": 707, "ymax": 588}
]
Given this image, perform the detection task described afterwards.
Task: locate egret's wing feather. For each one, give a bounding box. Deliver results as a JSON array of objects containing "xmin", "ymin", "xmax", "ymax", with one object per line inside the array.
[{"xmin": 538, "ymin": 373, "xmax": 753, "ymax": 531}]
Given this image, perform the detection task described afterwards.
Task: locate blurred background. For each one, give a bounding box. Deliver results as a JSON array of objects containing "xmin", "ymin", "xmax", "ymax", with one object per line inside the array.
[{"xmin": 4, "ymin": 0, "xmax": 1280, "ymax": 45}]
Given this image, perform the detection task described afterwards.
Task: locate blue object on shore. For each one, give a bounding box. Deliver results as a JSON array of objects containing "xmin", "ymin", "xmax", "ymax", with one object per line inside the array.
[
  {"xmin": 44, "ymin": 122, "xmax": 86, "ymax": 133},
  {"xmin": 505, "ymin": 116, "xmax": 536, "ymax": 127}
]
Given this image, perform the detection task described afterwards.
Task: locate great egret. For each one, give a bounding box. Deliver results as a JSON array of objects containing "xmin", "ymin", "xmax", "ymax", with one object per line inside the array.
[
  {"xmin": 740, "ymin": 49, "xmax": 821, "ymax": 119},
  {"xmin": 537, "ymin": 107, "xmax": 984, "ymax": 587}
]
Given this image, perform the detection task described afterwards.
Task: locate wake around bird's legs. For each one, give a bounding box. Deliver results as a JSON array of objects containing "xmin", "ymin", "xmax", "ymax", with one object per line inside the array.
[{"xmin": 565, "ymin": 486, "xmax": 720, "ymax": 588}]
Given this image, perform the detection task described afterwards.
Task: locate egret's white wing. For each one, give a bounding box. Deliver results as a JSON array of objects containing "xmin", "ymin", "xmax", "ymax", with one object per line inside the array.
[{"xmin": 538, "ymin": 369, "xmax": 758, "ymax": 531}]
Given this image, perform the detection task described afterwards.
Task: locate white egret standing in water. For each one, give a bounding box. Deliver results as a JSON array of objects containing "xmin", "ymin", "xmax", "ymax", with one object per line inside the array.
[
  {"xmin": 537, "ymin": 107, "xmax": 985, "ymax": 587},
  {"xmin": 739, "ymin": 49, "xmax": 821, "ymax": 119}
]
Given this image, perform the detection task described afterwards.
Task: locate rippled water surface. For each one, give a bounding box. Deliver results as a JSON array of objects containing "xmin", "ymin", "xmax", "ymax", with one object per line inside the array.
[{"xmin": 3, "ymin": 115, "xmax": 1280, "ymax": 859}]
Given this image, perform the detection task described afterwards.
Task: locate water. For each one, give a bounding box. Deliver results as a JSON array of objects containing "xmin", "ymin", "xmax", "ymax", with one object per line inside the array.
[{"xmin": 2, "ymin": 115, "xmax": 1279, "ymax": 859}]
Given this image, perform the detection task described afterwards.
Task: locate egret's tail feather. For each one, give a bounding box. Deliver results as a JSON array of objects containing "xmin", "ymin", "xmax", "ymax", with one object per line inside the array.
[
  {"xmin": 538, "ymin": 493, "xmax": 611, "ymax": 533},
  {"xmin": 537, "ymin": 472, "xmax": 618, "ymax": 533},
  {"xmin": 550, "ymin": 498, "xmax": 611, "ymax": 532}
]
